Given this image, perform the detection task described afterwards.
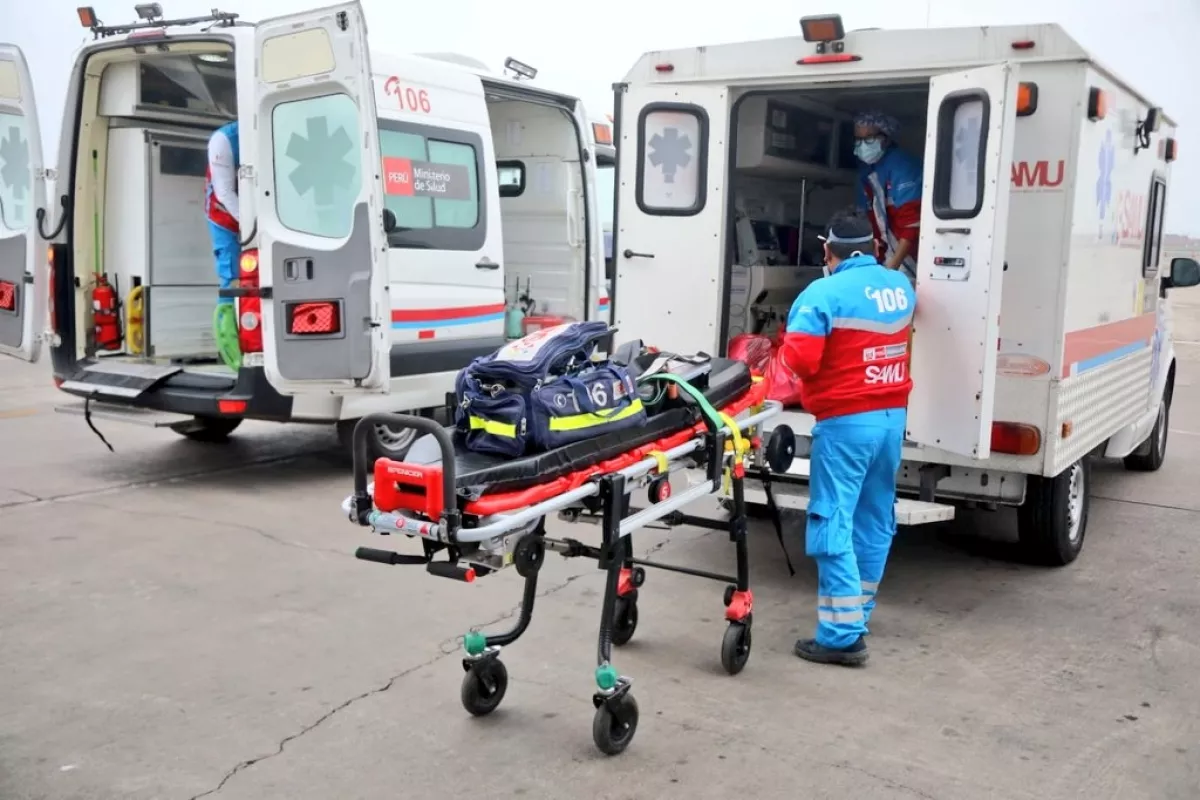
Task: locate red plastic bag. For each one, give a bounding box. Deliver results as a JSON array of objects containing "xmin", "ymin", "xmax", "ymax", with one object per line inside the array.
[
  {"xmin": 727, "ymin": 332, "xmax": 805, "ymax": 409},
  {"xmin": 727, "ymin": 333, "xmax": 773, "ymax": 375}
]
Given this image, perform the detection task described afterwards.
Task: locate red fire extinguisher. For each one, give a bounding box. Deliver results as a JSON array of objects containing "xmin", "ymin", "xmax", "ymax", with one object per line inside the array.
[{"xmin": 93, "ymin": 275, "xmax": 121, "ymax": 351}]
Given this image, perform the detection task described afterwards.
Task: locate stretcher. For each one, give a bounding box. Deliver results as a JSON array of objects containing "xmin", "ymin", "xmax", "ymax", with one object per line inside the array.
[{"xmin": 342, "ymin": 356, "xmax": 797, "ymax": 756}]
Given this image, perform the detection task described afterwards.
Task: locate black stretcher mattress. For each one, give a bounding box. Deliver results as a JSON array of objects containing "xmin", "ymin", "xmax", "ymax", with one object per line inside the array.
[{"xmin": 402, "ymin": 357, "xmax": 753, "ymax": 496}]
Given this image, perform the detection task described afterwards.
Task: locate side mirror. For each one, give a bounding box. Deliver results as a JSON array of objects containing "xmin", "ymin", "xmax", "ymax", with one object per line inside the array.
[
  {"xmin": 1166, "ymin": 257, "xmax": 1200, "ymax": 291},
  {"xmin": 382, "ymin": 208, "xmax": 397, "ymax": 233}
]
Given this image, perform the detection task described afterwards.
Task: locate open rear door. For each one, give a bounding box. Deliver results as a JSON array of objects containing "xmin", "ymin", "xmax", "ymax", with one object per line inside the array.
[
  {"xmin": 254, "ymin": 2, "xmax": 389, "ymax": 395},
  {"xmin": 613, "ymin": 84, "xmax": 728, "ymax": 354},
  {"xmin": 907, "ymin": 63, "xmax": 1018, "ymax": 459},
  {"xmin": 0, "ymin": 45, "xmax": 47, "ymax": 363}
]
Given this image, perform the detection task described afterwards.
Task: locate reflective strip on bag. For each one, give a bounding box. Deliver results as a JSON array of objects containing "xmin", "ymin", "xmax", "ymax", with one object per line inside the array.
[
  {"xmin": 468, "ymin": 416, "xmax": 517, "ymax": 438},
  {"xmin": 547, "ymin": 398, "xmax": 644, "ymax": 432}
]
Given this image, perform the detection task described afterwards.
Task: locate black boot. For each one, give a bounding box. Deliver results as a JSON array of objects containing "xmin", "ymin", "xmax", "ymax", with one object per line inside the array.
[{"xmin": 794, "ymin": 636, "xmax": 869, "ymax": 666}]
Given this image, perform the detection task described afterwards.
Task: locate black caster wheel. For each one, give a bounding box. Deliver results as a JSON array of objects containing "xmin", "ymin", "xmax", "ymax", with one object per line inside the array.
[
  {"xmin": 766, "ymin": 425, "xmax": 796, "ymax": 473},
  {"xmin": 630, "ymin": 566, "xmax": 646, "ymax": 588},
  {"xmin": 612, "ymin": 595, "xmax": 639, "ymax": 646},
  {"xmin": 723, "ymin": 584, "xmax": 736, "ymax": 607},
  {"xmin": 592, "ymin": 693, "xmax": 639, "ymax": 755},
  {"xmin": 460, "ymin": 659, "xmax": 509, "ymax": 717},
  {"xmin": 720, "ymin": 621, "xmax": 752, "ymax": 675},
  {"xmin": 513, "ymin": 533, "xmax": 545, "ymax": 578}
]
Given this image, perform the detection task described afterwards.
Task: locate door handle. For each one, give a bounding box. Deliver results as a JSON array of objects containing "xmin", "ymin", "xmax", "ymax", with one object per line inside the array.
[
  {"xmin": 623, "ymin": 249, "xmax": 655, "ymax": 259},
  {"xmin": 475, "ymin": 258, "xmax": 500, "ymax": 270},
  {"xmin": 935, "ymin": 227, "xmax": 971, "ymax": 235}
]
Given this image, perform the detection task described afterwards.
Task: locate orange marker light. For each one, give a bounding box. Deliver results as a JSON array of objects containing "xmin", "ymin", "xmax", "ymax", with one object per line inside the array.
[
  {"xmin": 1016, "ymin": 82, "xmax": 1038, "ymax": 117},
  {"xmin": 592, "ymin": 122, "xmax": 613, "ymax": 146},
  {"xmin": 77, "ymin": 6, "xmax": 97, "ymax": 27},
  {"xmin": 800, "ymin": 14, "xmax": 846, "ymax": 43},
  {"xmin": 1088, "ymin": 87, "xmax": 1108, "ymax": 121}
]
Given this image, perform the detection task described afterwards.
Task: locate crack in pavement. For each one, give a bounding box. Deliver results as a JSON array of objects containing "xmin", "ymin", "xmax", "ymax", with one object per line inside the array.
[
  {"xmin": 71, "ymin": 498, "xmax": 353, "ymax": 559},
  {"xmin": 185, "ymin": 532, "xmax": 684, "ymax": 798}
]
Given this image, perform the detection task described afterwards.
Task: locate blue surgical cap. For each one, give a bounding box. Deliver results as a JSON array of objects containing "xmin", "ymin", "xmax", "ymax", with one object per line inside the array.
[{"xmin": 854, "ymin": 110, "xmax": 900, "ymax": 139}]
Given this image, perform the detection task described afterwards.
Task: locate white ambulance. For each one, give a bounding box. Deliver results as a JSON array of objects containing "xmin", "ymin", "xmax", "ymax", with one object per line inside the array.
[
  {"xmin": 0, "ymin": 2, "xmax": 614, "ymax": 460},
  {"xmin": 606, "ymin": 15, "xmax": 1200, "ymax": 565}
]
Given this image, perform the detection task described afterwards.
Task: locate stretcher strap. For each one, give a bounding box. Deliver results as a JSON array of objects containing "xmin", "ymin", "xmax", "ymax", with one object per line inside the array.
[
  {"xmin": 640, "ymin": 374, "xmax": 747, "ymax": 457},
  {"xmin": 647, "ymin": 450, "xmax": 669, "ymax": 475}
]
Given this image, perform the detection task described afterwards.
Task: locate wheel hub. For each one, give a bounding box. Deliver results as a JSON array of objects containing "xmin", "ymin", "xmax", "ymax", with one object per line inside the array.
[
  {"xmin": 1065, "ymin": 463, "xmax": 1085, "ymax": 544},
  {"xmin": 1154, "ymin": 402, "xmax": 1168, "ymax": 457},
  {"xmin": 373, "ymin": 423, "xmax": 417, "ymax": 453}
]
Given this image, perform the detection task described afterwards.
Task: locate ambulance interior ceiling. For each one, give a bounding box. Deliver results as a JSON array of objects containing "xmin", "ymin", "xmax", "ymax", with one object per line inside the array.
[
  {"xmin": 484, "ymin": 95, "xmax": 585, "ymax": 318},
  {"xmin": 77, "ymin": 43, "xmax": 236, "ymax": 364},
  {"xmin": 729, "ymin": 81, "xmax": 929, "ymax": 269}
]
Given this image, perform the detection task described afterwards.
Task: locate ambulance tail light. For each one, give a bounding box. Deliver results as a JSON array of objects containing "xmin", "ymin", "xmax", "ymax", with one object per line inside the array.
[
  {"xmin": 287, "ymin": 301, "xmax": 341, "ymax": 336},
  {"xmin": 47, "ymin": 245, "xmax": 58, "ymax": 334},
  {"xmin": 1011, "ymin": 39, "xmax": 1036, "ymax": 50},
  {"xmin": 1087, "ymin": 87, "xmax": 1108, "ymax": 121},
  {"xmin": 797, "ymin": 53, "xmax": 862, "ymax": 65},
  {"xmin": 991, "ymin": 422, "xmax": 1042, "ymax": 456},
  {"xmin": 1161, "ymin": 137, "xmax": 1178, "ymax": 163},
  {"xmin": 654, "ymin": 63, "xmax": 674, "ymax": 73},
  {"xmin": 237, "ymin": 249, "xmax": 262, "ymax": 354}
]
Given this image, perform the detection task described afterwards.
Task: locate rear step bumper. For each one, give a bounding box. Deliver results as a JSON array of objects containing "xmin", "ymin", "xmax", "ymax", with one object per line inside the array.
[
  {"xmin": 741, "ymin": 483, "xmax": 955, "ymax": 526},
  {"xmin": 56, "ymin": 361, "xmax": 293, "ymax": 422}
]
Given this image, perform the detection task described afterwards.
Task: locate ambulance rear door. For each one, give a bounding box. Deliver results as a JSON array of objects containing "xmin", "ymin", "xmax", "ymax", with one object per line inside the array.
[
  {"xmin": 0, "ymin": 45, "xmax": 47, "ymax": 363},
  {"xmin": 907, "ymin": 63, "xmax": 1019, "ymax": 459},
  {"xmin": 253, "ymin": 1, "xmax": 390, "ymax": 395},
  {"xmin": 612, "ymin": 84, "xmax": 728, "ymax": 354}
]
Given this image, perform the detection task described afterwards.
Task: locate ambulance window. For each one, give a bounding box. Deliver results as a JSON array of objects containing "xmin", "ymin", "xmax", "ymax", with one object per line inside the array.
[
  {"xmin": 1143, "ymin": 177, "xmax": 1167, "ymax": 276},
  {"xmin": 636, "ymin": 104, "xmax": 708, "ymax": 216},
  {"xmin": 0, "ymin": 110, "xmax": 31, "ymax": 232},
  {"xmin": 931, "ymin": 93, "xmax": 990, "ymax": 219},
  {"xmin": 497, "ymin": 161, "xmax": 525, "ymax": 197},
  {"xmin": 271, "ymin": 93, "xmax": 363, "ymax": 239},
  {"xmin": 379, "ymin": 119, "xmax": 486, "ymax": 251}
]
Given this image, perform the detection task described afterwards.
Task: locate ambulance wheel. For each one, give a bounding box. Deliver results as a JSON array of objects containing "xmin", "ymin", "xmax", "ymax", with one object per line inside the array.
[
  {"xmin": 172, "ymin": 416, "xmax": 242, "ymax": 443},
  {"xmin": 1124, "ymin": 392, "xmax": 1170, "ymax": 472},
  {"xmin": 338, "ymin": 414, "xmax": 425, "ymax": 462},
  {"xmin": 1017, "ymin": 459, "xmax": 1090, "ymax": 567},
  {"xmin": 460, "ymin": 658, "xmax": 508, "ymax": 717}
]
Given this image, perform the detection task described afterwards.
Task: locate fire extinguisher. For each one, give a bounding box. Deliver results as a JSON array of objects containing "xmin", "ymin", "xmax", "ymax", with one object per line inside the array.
[{"xmin": 93, "ymin": 274, "xmax": 121, "ymax": 351}]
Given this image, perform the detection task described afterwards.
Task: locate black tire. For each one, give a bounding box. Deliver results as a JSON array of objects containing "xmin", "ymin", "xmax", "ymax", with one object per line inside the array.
[
  {"xmin": 720, "ymin": 621, "xmax": 752, "ymax": 675},
  {"xmin": 460, "ymin": 659, "xmax": 508, "ymax": 717},
  {"xmin": 172, "ymin": 416, "xmax": 242, "ymax": 443},
  {"xmin": 592, "ymin": 694, "xmax": 639, "ymax": 756},
  {"xmin": 1124, "ymin": 394, "xmax": 1170, "ymax": 472},
  {"xmin": 611, "ymin": 596, "xmax": 639, "ymax": 647},
  {"xmin": 337, "ymin": 414, "xmax": 425, "ymax": 463},
  {"xmin": 1017, "ymin": 459, "xmax": 1090, "ymax": 567}
]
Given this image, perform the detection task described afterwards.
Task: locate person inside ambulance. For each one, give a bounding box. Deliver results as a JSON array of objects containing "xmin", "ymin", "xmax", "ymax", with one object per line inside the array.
[
  {"xmin": 852, "ymin": 111, "xmax": 921, "ymax": 281},
  {"xmin": 779, "ymin": 213, "xmax": 916, "ymax": 667},
  {"xmin": 206, "ymin": 119, "xmax": 242, "ymax": 370}
]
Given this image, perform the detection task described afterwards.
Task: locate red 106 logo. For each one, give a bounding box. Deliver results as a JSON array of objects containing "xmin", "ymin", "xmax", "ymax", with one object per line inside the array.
[
  {"xmin": 383, "ymin": 76, "xmax": 432, "ymax": 114},
  {"xmin": 1114, "ymin": 190, "xmax": 1146, "ymax": 243}
]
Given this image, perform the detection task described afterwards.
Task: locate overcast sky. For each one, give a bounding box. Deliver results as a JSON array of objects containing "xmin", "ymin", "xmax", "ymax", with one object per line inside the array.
[{"xmin": 4, "ymin": 0, "xmax": 1198, "ymax": 234}]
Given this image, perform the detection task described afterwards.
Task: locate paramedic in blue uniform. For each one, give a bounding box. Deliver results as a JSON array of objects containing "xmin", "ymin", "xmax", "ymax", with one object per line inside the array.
[
  {"xmin": 206, "ymin": 120, "xmax": 241, "ymax": 368},
  {"xmin": 853, "ymin": 111, "xmax": 922, "ymax": 282},
  {"xmin": 779, "ymin": 214, "xmax": 916, "ymax": 666}
]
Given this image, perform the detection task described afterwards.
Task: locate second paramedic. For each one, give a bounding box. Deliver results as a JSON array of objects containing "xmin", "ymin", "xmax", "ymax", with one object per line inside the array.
[
  {"xmin": 206, "ymin": 120, "xmax": 241, "ymax": 370},
  {"xmin": 852, "ymin": 111, "xmax": 922, "ymax": 281},
  {"xmin": 779, "ymin": 214, "xmax": 916, "ymax": 667}
]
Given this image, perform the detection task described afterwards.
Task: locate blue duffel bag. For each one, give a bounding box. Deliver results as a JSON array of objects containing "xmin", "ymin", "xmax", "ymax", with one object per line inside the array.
[{"xmin": 454, "ymin": 321, "xmax": 647, "ymax": 457}]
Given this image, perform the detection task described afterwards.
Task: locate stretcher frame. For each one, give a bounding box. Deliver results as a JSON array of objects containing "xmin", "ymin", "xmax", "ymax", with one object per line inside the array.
[{"xmin": 342, "ymin": 384, "xmax": 791, "ymax": 756}]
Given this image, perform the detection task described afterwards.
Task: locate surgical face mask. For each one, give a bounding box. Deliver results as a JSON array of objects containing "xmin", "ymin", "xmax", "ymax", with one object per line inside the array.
[{"xmin": 855, "ymin": 138, "xmax": 884, "ymax": 165}]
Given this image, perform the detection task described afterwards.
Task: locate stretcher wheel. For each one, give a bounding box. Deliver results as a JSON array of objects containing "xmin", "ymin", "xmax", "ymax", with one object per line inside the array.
[
  {"xmin": 766, "ymin": 426, "xmax": 797, "ymax": 474},
  {"xmin": 513, "ymin": 533, "xmax": 546, "ymax": 578},
  {"xmin": 592, "ymin": 693, "xmax": 639, "ymax": 756},
  {"xmin": 720, "ymin": 621, "xmax": 752, "ymax": 675},
  {"xmin": 460, "ymin": 659, "xmax": 509, "ymax": 717},
  {"xmin": 611, "ymin": 596, "xmax": 639, "ymax": 646}
]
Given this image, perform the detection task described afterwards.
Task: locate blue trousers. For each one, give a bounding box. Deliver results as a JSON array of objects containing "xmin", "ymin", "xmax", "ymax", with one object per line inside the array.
[
  {"xmin": 804, "ymin": 408, "xmax": 906, "ymax": 649},
  {"xmin": 208, "ymin": 221, "xmax": 239, "ymax": 305}
]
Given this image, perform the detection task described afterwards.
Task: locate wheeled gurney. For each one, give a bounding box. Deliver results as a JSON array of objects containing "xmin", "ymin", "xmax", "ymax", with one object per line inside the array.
[{"xmin": 342, "ymin": 356, "xmax": 796, "ymax": 755}]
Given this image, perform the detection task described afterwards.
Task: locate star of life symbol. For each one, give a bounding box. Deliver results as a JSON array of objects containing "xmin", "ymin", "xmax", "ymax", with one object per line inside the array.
[{"xmin": 648, "ymin": 127, "xmax": 691, "ymax": 184}]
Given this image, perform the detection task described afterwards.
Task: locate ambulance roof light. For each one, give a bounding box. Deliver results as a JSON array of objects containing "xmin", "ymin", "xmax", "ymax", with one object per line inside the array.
[
  {"xmin": 134, "ymin": 2, "xmax": 163, "ymax": 20},
  {"xmin": 800, "ymin": 14, "xmax": 845, "ymax": 43},
  {"xmin": 77, "ymin": 6, "xmax": 98, "ymax": 28},
  {"xmin": 504, "ymin": 57, "xmax": 537, "ymax": 82}
]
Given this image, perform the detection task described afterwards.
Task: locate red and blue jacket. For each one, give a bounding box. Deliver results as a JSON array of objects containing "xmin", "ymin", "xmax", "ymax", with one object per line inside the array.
[
  {"xmin": 779, "ymin": 253, "xmax": 916, "ymax": 421},
  {"xmin": 855, "ymin": 146, "xmax": 922, "ymax": 264}
]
